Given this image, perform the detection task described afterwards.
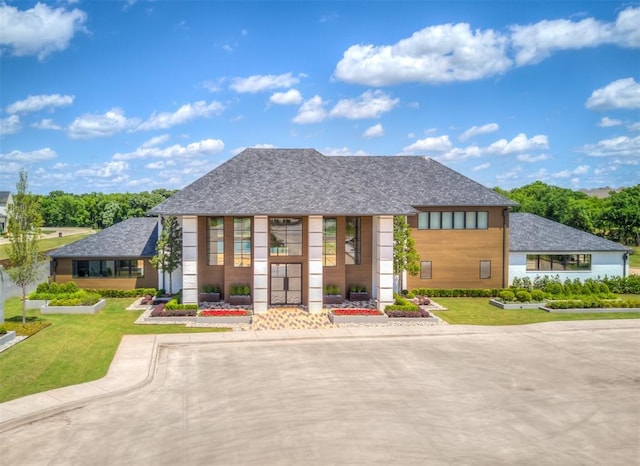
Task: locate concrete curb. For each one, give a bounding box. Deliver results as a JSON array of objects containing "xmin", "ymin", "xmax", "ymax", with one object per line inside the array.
[{"xmin": 0, "ymin": 319, "xmax": 638, "ymax": 433}]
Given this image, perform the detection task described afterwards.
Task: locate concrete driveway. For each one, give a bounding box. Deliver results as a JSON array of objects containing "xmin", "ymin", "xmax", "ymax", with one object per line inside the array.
[{"xmin": 0, "ymin": 322, "xmax": 638, "ymax": 465}]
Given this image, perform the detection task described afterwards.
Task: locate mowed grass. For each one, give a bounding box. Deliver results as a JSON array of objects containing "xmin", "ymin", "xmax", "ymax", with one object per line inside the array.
[
  {"xmin": 433, "ymin": 297, "xmax": 640, "ymax": 326},
  {"xmin": 630, "ymin": 245, "xmax": 640, "ymax": 268},
  {"xmin": 0, "ymin": 233, "xmax": 92, "ymax": 260},
  {"xmin": 0, "ymin": 297, "xmax": 229, "ymax": 403}
]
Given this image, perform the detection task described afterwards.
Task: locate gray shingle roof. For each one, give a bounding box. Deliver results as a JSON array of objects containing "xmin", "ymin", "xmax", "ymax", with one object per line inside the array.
[
  {"xmin": 148, "ymin": 148, "xmax": 517, "ymax": 216},
  {"xmin": 510, "ymin": 213, "xmax": 630, "ymax": 252},
  {"xmin": 49, "ymin": 217, "xmax": 158, "ymax": 258}
]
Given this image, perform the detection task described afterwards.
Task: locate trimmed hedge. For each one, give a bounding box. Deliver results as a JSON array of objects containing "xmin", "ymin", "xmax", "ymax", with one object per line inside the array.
[
  {"xmin": 87, "ymin": 288, "xmax": 157, "ymax": 298},
  {"xmin": 150, "ymin": 303, "xmax": 197, "ymax": 317},
  {"xmin": 48, "ymin": 291, "xmax": 102, "ymax": 306},
  {"xmin": 411, "ymin": 288, "xmax": 501, "ymax": 298},
  {"xmin": 385, "ymin": 294, "xmax": 420, "ymax": 312},
  {"xmin": 546, "ymin": 298, "xmax": 640, "ymax": 309},
  {"xmin": 165, "ymin": 299, "xmax": 198, "ymax": 311},
  {"xmin": 29, "ymin": 281, "xmax": 80, "ymax": 300},
  {"xmin": 385, "ymin": 309, "xmax": 431, "ymax": 318}
]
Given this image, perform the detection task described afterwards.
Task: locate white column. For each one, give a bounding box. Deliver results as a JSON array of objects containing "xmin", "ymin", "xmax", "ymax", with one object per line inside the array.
[
  {"xmin": 253, "ymin": 216, "xmax": 269, "ymax": 314},
  {"xmin": 308, "ymin": 215, "xmax": 324, "ymax": 313},
  {"xmin": 181, "ymin": 215, "xmax": 198, "ymax": 304},
  {"xmin": 374, "ymin": 215, "xmax": 394, "ymax": 312}
]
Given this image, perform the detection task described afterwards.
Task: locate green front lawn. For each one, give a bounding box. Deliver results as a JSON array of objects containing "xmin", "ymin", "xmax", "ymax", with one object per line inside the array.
[
  {"xmin": 0, "ymin": 297, "xmax": 229, "ymax": 403},
  {"xmin": 0, "ymin": 233, "xmax": 92, "ymax": 260},
  {"xmin": 433, "ymin": 297, "xmax": 640, "ymax": 325}
]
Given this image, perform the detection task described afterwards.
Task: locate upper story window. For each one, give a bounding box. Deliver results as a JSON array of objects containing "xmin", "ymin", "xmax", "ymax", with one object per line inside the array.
[
  {"xmin": 270, "ymin": 218, "xmax": 302, "ymax": 256},
  {"xmin": 234, "ymin": 217, "xmax": 252, "ymax": 267},
  {"xmin": 207, "ymin": 217, "xmax": 224, "ymax": 265},
  {"xmin": 345, "ymin": 216, "xmax": 361, "ymax": 265},
  {"xmin": 323, "ymin": 218, "xmax": 337, "ymax": 266},
  {"xmin": 418, "ymin": 211, "xmax": 488, "ymax": 230}
]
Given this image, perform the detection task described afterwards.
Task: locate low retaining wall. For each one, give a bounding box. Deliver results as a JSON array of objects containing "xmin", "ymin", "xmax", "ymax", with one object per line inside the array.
[
  {"xmin": 489, "ymin": 299, "xmax": 544, "ymax": 310},
  {"xmin": 387, "ymin": 317, "xmax": 441, "ymax": 323},
  {"xmin": 329, "ymin": 313, "xmax": 389, "ymax": 324},
  {"xmin": 41, "ymin": 299, "xmax": 107, "ymax": 315},
  {"xmin": 0, "ymin": 331, "xmax": 16, "ymax": 346},
  {"xmin": 25, "ymin": 299, "xmax": 48, "ymax": 310}
]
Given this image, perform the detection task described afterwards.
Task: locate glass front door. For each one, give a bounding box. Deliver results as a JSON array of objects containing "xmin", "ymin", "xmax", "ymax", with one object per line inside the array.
[{"xmin": 270, "ymin": 263, "xmax": 302, "ymax": 305}]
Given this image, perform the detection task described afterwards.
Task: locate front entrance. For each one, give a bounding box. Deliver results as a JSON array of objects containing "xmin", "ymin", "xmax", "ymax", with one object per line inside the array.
[{"xmin": 270, "ymin": 263, "xmax": 302, "ymax": 305}]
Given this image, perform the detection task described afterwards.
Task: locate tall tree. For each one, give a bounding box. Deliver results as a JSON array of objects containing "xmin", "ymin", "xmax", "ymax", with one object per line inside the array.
[
  {"xmin": 6, "ymin": 170, "xmax": 44, "ymax": 324},
  {"xmin": 393, "ymin": 216, "xmax": 420, "ymax": 292},
  {"xmin": 601, "ymin": 186, "xmax": 640, "ymax": 245},
  {"xmin": 150, "ymin": 216, "xmax": 182, "ymax": 294}
]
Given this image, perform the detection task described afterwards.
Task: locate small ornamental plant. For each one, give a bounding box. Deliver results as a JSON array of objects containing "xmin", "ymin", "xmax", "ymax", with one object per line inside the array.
[
  {"xmin": 332, "ymin": 308, "xmax": 382, "ymax": 316},
  {"xmin": 200, "ymin": 309, "xmax": 250, "ymax": 317}
]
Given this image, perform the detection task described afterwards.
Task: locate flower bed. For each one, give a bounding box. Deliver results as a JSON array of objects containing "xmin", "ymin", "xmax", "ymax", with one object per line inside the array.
[
  {"xmin": 196, "ymin": 308, "xmax": 251, "ymax": 324},
  {"xmin": 333, "ymin": 308, "xmax": 382, "ymax": 316},
  {"xmin": 200, "ymin": 309, "xmax": 250, "ymax": 317},
  {"xmin": 329, "ymin": 308, "xmax": 388, "ymax": 323}
]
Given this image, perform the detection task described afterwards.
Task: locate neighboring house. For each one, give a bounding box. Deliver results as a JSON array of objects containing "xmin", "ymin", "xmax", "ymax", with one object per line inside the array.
[
  {"xmin": 148, "ymin": 148, "xmax": 518, "ymax": 313},
  {"xmin": 509, "ymin": 212, "xmax": 631, "ymax": 283},
  {"xmin": 49, "ymin": 217, "xmax": 159, "ymax": 290},
  {"xmin": 0, "ymin": 191, "xmax": 13, "ymax": 234}
]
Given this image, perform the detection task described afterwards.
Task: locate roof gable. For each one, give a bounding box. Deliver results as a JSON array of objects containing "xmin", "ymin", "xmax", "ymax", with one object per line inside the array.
[
  {"xmin": 149, "ymin": 148, "xmax": 516, "ymax": 216},
  {"xmin": 49, "ymin": 217, "xmax": 158, "ymax": 258},
  {"xmin": 510, "ymin": 212, "xmax": 630, "ymax": 252}
]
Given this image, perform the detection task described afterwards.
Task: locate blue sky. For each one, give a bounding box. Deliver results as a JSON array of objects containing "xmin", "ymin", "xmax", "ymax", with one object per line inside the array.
[{"xmin": 0, "ymin": 1, "xmax": 638, "ymax": 195}]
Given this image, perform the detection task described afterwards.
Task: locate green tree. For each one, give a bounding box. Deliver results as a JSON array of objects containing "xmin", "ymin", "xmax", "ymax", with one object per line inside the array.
[
  {"xmin": 150, "ymin": 216, "xmax": 182, "ymax": 294},
  {"xmin": 601, "ymin": 186, "xmax": 640, "ymax": 245},
  {"xmin": 393, "ymin": 216, "xmax": 420, "ymax": 291},
  {"xmin": 6, "ymin": 170, "xmax": 44, "ymax": 324}
]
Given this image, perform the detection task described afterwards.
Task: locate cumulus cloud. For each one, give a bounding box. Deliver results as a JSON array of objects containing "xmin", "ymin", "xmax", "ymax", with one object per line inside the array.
[
  {"xmin": 578, "ymin": 135, "xmax": 640, "ymax": 157},
  {"xmin": 76, "ymin": 161, "xmax": 129, "ymax": 178},
  {"xmin": 0, "ymin": 2, "xmax": 87, "ymax": 60},
  {"xmin": 552, "ymin": 165, "xmax": 590, "ymax": 179},
  {"xmin": 517, "ymin": 153, "xmax": 551, "ymax": 163},
  {"xmin": 140, "ymin": 134, "xmax": 171, "ymax": 149},
  {"xmin": 31, "ymin": 119, "xmax": 62, "ymax": 130},
  {"xmin": 0, "ymin": 115, "xmax": 21, "ymax": 135},
  {"xmin": 330, "ymin": 90, "xmax": 399, "ymax": 119},
  {"xmin": 511, "ymin": 7, "xmax": 640, "ymax": 66},
  {"xmin": 586, "ymin": 77, "xmax": 640, "ymax": 110},
  {"xmin": 459, "ymin": 123, "xmax": 499, "ymax": 141},
  {"xmin": 486, "ymin": 133, "xmax": 548, "ymax": 155},
  {"xmin": 7, "ymin": 94, "xmax": 74, "ymax": 114},
  {"xmin": 230, "ymin": 73, "xmax": 300, "ymax": 93},
  {"xmin": 597, "ymin": 116, "xmax": 623, "ymax": 127},
  {"xmin": 68, "ymin": 108, "xmax": 139, "ymax": 139},
  {"xmin": 269, "ymin": 89, "xmax": 303, "ymax": 105},
  {"xmin": 334, "ymin": 23, "xmax": 511, "ymax": 85},
  {"xmin": 472, "ymin": 163, "xmax": 490, "ymax": 171},
  {"xmin": 293, "ymin": 95, "xmax": 328, "ymax": 124},
  {"xmin": 322, "ymin": 147, "xmax": 368, "ymax": 156},
  {"xmin": 363, "ymin": 123, "xmax": 384, "ymax": 139},
  {"xmin": 137, "ymin": 100, "xmax": 224, "ymax": 131},
  {"xmin": 113, "ymin": 138, "xmax": 224, "ymax": 160},
  {"xmin": 403, "ymin": 135, "xmax": 453, "ymax": 153},
  {"xmin": 0, "ymin": 147, "xmax": 57, "ymax": 162}
]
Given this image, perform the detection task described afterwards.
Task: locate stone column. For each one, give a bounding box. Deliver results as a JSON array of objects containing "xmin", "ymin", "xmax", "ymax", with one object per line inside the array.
[
  {"xmin": 374, "ymin": 215, "xmax": 394, "ymax": 312},
  {"xmin": 253, "ymin": 215, "xmax": 269, "ymax": 314},
  {"xmin": 181, "ymin": 215, "xmax": 198, "ymax": 304},
  {"xmin": 308, "ymin": 215, "xmax": 324, "ymax": 313}
]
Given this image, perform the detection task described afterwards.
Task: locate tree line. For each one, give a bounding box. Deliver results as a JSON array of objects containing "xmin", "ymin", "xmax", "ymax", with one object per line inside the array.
[
  {"xmin": 34, "ymin": 189, "xmax": 177, "ymax": 230},
  {"xmin": 495, "ymin": 182, "xmax": 640, "ymax": 246}
]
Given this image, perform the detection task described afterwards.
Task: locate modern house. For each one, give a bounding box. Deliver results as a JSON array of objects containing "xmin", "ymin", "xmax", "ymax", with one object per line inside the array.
[
  {"xmin": 0, "ymin": 191, "xmax": 13, "ymax": 234},
  {"xmin": 147, "ymin": 148, "xmax": 518, "ymax": 313},
  {"xmin": 509, "ymin": 212, "xmax": 631, "ymax": 282},
  {"xmin": 49, "ymin": 217, "xmax": 159, "ymax": 290}
]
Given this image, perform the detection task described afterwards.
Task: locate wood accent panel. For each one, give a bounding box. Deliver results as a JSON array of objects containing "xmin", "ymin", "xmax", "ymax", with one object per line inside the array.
[
  {"xmin": 406, "ymin": 207, "xmax": 508, "ymax": 289},
  {"xmin": 53, "ymin": 258, "xmax": 158, "ymax": 290}
]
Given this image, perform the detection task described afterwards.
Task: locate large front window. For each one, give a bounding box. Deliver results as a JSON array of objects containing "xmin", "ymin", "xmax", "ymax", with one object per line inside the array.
[
  {"xmin": 270, "ymin": 218, "xmax": 302, "ymax": 256},
  {"xmin": 73, "ymin": 259, "xmax": 144, "ymax": 278},
  {"xmin": 207, "ymin": 217, "xmax": 224, "ymax": 265},
  {"xmin": 526, "ymin": 254, "xmax": 592, "ymax": 271},
  {"xmin": 345, "ymin": 217, "xmax": 361, "ymax": 265},
  {"xmin": 234, "ymin": 218, "xmax": 252, "ymax": 267},
  {"xmin": 323, "ymin": 218, "xmax": 337, "ymax": 266}
]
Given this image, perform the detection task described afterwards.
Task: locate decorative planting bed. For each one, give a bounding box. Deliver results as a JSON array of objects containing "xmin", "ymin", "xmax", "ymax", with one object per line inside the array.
[
  {"xmin": 195, "ymin": 309, "xmax": 252, "ymax": 324},
  {"xmin": 385, "ymin": 308, "xmax": 440, "ymax": 323},
  {"xmin": 329, "ymin": 308, "xmax": 388, "ymax": 324},
  {"xmin": 0, "ymin": 330, "xmax": 17, "ymax": 346},
  {"xmin": 489, "ymin": 299, "xmax": 545, "ymax": 310},
  {"xmin": 540, "ymin": 306, "xmax": 640, "ymax": 314},
  {"xmin": 41, "ymin": 298, "xmax": 107, "ymax": 315}
]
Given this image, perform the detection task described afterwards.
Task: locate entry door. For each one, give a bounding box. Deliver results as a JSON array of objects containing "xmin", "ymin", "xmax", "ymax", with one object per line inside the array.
[{"xmin": 270, "ymin": 263, "xmax": 302, "ymax": 305}]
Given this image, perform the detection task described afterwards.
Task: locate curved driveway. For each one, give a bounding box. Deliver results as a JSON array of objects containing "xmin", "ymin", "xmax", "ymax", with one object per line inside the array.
[{"xmin": 0, "ymin": 321, "xmax": 638, "ymax": 465}]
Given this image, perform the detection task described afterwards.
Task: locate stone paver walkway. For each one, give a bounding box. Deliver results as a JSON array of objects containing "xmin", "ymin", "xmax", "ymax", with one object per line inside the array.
[{"xmin": 251, "ymin": 307, "xmax": 335, "ymax": 330}]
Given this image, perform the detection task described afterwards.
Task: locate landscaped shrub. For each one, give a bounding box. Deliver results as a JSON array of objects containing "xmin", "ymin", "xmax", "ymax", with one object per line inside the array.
[
  {"xmin": 530, "ymin": 290, "xmax": 545, "ymax": 302},
  {"xmin": 498, "ymin": 290, "xmax": 515, "ymax": 302},
  {"xmin": 385, "ymin": 308, "xmax": 431, "ymax": 318},
  {"xmin": 48, "ymin": 291, "xmax": 102, "ymax": 306},
  {"xmin": 165, "ymin": 299, "xmax": 198, "ymax": 311},
  {"xmin": 29, "ymin": 281, "xmax": 81, "ymax": 300},
  {"xmin": 0, "ymin": 325, "xmax": 6, "ymax": 335},
  {"xmin": 324, "ymin": 285, "xmax": 341, "ymax": 295},
  {"xmin": 515, "ymin": 290, "xmax": 532, "ymax": 303},
  {"xmin": 230, "ymin": 284, "xmax": 251, "ymax": 296},
  {"xmin": 385, "ymin": 294, "xmax": 420, "ymax": 312},
  {"xmin": 411, "ymin": 288, "xmax": 500, "ymax": 298},
  {"xmin": 87, "ymin": 288, "xmax": 157, "ymax": 298},
  {"xmin": 545, "ymin": 298, "xmax": 640, "ymax": 309},
  {"xmin": 200, "ymin": 284, "xmax": 221, "ymax": 293}
]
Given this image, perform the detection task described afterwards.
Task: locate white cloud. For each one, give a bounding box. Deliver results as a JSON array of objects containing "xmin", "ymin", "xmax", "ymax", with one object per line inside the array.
[
  {"xmin": 432, "ymin": 145, "xmax": 483, "ymax": 162},
  {"xmin": 76, "ymin": 161, "xmax": 129, "ymax": 178},
  {"xmin": 202, "ymin": 78, "xmax": 225, "ymax": 93},
  {"xmin": 511, "ymin": 7, "xmax": 640, "ymax": 66},
  {"xmin": 486, "ymin": 133, "xmax": 548, "ymax": 155},
  {"xmin": 322, "ymin": 147, "xmax": 368, "ymax": 156},
  {"xmin": 517, "ymin": 153, "xmax": 551, "ymax": 163},
  {"xmin": 230, "ymin": 73, "xmax": 300, "ymax": 93},
  {"xmin": 598, "ymin": 116, "xmax": 623, "ymax": 127},
  {"xmin": 628, "ymin": 121, "xmax": 640, "ymax": 132},
  {"xmin": 68, "ymin": 108, "xmax": 139, "ymax": 139},
  {"xmin": 552, "ymin": 165, "xmax": 589, "ymax": 179},
  {"xmin": 7, "ymin": 94, "xmax": 74, "ymax": 114},
  {"xmin": 293, "ymin": 95, "xmax": 328, "ymax": 124},
  {"xmin": 459, "ymin": 123, "xmax": 499, "ymax": 141},
  {"xmin": 113, "ymin": 138, "xmax": 224, "ymax": 160},
  {"xmin": 330, "ymin": 90, "xmax": 399, "ymax": 119},
  {"xmin": 578, "ymin": 135, "xmax": 640, "ymax": 157},
  {"xmin": 137, "ymin": 100, "xmax": 224, "ymax": 131},
  {"xmin": 334, "ymin": 22, "xmax": 511, "ymax": 85},
  {"xmin": 140, "ymin": 134, "xmax": 170, "ymax": 149},
  {"xmin": 31, "ymin": 119, "xmax": 62, "ymax": 130},
  {"xmin": 403, "ymin": 135, "xmax": 453, "ymax": 153},
  {"xmin": 472, "ymin": 163, "xmax": 490, "ymax": 171},
  {"xmin": 586, "ymin": 77, "xmax": 640, "ymax": 110},
  {"xmin": 363, "ymin": 123, "xmax": 384, "ymax": 139},
  {"xmin": 0, "ymin": 161, "xmax": 24, "ymax": 174},
  {"xmin": 269, "ymin": 89, "xmax": 303, "ymax": 105},
  {"xmin": 0, "ymin": 147, "xmax": 57, "ymax": 162},
  {"xmin": 495, "ymin": 166, "xmax": 523, "ymax": 182},
  {"xmin": 0, "ymin": 2, "xmax": 87, "ymax": 60},
  {"xmin": 0, "ymin": 115, "xmax": 21, "ymax": 135}
]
